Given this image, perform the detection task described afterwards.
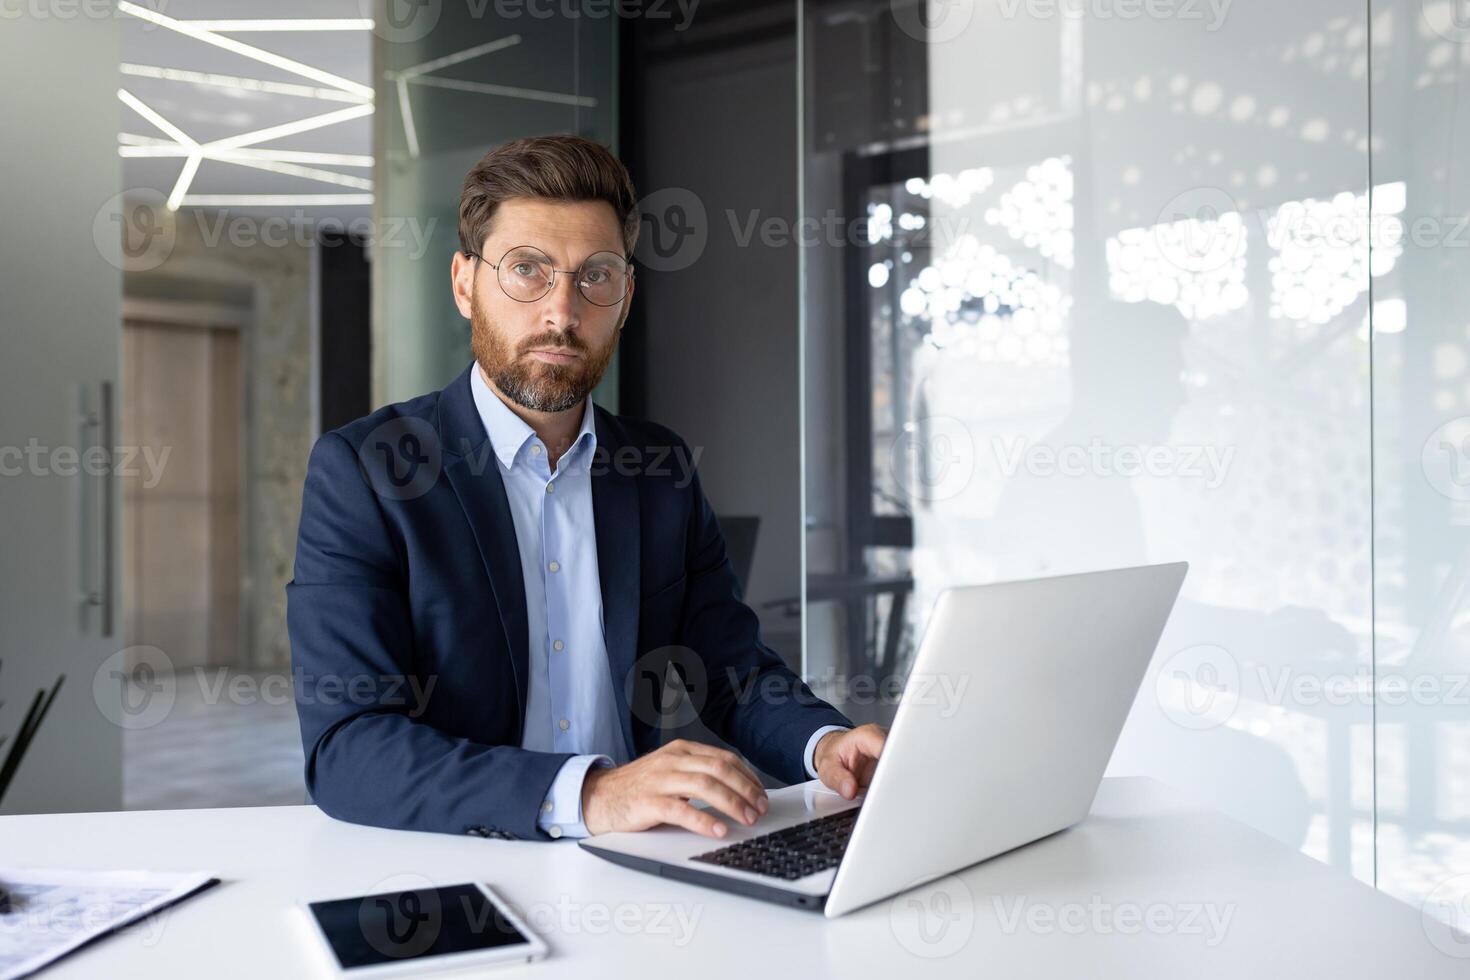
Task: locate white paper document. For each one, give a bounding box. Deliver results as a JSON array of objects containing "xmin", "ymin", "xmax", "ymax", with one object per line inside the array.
[{"xmin": 0, "ymin": 868, "xmax": 217, "ymax": 980}]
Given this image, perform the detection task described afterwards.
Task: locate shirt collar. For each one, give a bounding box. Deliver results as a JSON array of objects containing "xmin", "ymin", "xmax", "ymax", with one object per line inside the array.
[{"xmin": 469, "ymin": 362, "xmax": 597, "ymax": 470}]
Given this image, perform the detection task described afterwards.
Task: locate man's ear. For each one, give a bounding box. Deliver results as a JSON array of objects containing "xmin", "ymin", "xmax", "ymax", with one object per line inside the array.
[{"xmin": 450, "ymin": 250, "xmax": 477, "ymax": 319}]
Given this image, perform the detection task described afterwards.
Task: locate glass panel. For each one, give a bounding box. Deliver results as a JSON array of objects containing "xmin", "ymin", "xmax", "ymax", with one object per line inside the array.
[
  {"xmin": 374, "ymin": 11, "xmax": 618, "ymax": 404},
  {"xmin": 1369, "ymin": 0, "xmax": 1470, "ymax": 937},
  {"xmin": 800, "ymin": 0, "xmax": 1375, "ymax": 881}
]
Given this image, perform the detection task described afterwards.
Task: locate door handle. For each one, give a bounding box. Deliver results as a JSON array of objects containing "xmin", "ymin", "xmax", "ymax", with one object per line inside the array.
[{"xmin": 77, "ymin": 380, "xmax": 114, "ymax": 637}]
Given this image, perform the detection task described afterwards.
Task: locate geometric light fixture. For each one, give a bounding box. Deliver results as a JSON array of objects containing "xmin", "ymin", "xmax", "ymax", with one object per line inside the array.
[
  {"xmin": 118, "ymin": 134, "xmax": 373, "ymax": 169},
  {"xmin": 119, "ymin": 64, "xmax": 369, "ymax": 105},
  {"xmin": 117, "ymin": 88, "xmax": 374, "ymax": 209},
  {"xmin": 175, "ymin": 194, "xmax": 375, "ymax": 208},
  {"xmin": 162, "ymin": 18, "xmax": 374, "ymax": 32},
  {"xmin": 388, "ymin": 36, "xmax": 523, "ymax": 159},
  {"xmin": 117, "ymin": 3, "xmax": 605, "ymax": 201},
  {"xmin": 116, "ymin": 2, "xmax": 375, "ymax": 210},
  {"xmin": 385, "ymin": 35, "xmax": 599, "ymax": 158},
  {"xmin": 116, "ymin": 3, "xmax": 373, "ymax": 99}
]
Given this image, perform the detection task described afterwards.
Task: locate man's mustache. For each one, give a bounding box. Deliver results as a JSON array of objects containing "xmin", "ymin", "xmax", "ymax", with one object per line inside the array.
[{"xmin": 518, "ymin": 333, "xmax": 588, "ymax": 357}]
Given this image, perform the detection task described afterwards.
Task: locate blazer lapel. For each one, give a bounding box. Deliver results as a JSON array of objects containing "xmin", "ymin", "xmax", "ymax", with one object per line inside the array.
[
  {"xmin": 592, "ymin": 407, "xmax": 640, "ymax": 759},
  {"xmin": 436, "ymin": 365, "xmax": 529, "ymax": 728}
]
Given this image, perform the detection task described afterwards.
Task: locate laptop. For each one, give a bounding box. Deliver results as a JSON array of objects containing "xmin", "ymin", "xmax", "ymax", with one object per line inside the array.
[{"xmin": 579, "ymin": 561, "xmax": 1188, "ymax": 917}]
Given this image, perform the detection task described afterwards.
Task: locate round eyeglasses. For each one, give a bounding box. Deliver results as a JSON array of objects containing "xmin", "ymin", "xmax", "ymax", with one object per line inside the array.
[{"xmin": 467, "ymin": 244, "xmax": 634, "ymax": 308}]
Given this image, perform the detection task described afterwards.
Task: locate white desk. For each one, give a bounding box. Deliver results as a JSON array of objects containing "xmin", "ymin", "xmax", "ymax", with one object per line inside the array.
[{"xmin": 1, "ymin": 778, "xmax": 1461, "ymax": 978}]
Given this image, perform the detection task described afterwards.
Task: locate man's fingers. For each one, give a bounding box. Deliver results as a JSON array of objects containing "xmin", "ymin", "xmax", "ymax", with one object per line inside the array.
[
  {"xmin": 661, "ymin": 772, "xmax": 760, "ymax": 826},
  {"xmin": 845, "ymin": 724, "xmax": 887, "ymax": 763},
  {"xmin": 658, "ymin": 797, "xmax": 728, "ymax": 838},
  {"xmin": 823, "ymin": 761, "xmax": 859, "ymax": 800},
  {"xmin": 668, "ymin": 743, "xmax": 766, "ymax": 803},
  {"xmin": 676, "ymin": 754, "xmax": 768, "ymax": 813},
  {"xmin": 675, "ymin": 740, "xmax": 760, "ymax": 775}
]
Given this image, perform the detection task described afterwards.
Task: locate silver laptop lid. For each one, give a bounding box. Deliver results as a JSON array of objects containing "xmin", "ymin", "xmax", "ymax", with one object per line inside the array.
[{"xmin": 825, "ymin": 561, "xmax": 1188, "ymax": 917}]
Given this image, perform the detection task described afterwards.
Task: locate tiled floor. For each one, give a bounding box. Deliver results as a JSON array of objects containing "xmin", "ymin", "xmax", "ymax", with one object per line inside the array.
[{"xmin": 123, "ymin": 669, "xmax": 307, "ymax": 810}]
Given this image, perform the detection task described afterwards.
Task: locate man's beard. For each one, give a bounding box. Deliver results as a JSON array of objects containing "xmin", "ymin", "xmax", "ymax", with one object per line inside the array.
[{"xmin": 469, "ymin": 290, "xmax": 621, "ymax": 414}]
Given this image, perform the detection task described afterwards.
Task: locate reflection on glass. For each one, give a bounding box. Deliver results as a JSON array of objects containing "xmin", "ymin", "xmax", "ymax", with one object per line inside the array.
[
  {"xmin": 799, "ymin": 0, "xmax": 1429, "ymax": 908},
  {"xmin": 1369, "ymin": 0, "xmax": 1470, "ymax": 934}
]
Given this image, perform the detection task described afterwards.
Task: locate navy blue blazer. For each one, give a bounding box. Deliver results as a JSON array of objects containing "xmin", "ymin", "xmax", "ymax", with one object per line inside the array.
[{"xmin": 287, "ymin": 363, "xmax": 852, "ymax": 841}]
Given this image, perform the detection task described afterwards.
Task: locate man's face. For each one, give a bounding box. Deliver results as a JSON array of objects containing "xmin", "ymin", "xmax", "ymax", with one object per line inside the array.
[{"xmin": 452, "ymin": 197, "xmax": 633, "ymax": 415}]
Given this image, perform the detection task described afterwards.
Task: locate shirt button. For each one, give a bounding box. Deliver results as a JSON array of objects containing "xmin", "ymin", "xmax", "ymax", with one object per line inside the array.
[
  {"xmin": 548, "ymin": 560, "xmax": 560, "ymax": 573},
  {"xmin": 546, "ymin": 482, "xmax": 555, "ymax": 493},
  {"xmin": 548, "ymin": 825, "xmax": 563, "ymax": 839},
  {"xmin": 553, "ymin": 640, "xmax": 564, "ymax": 651},
  {"xmin": 559, "ymin": 718, "xmax": 570, "ymax": 731},
  {"xmin": 542, "ymin": 799, "xmax": 553, "ymax": 814},
  {"xmin": 531, "ymin": 444, "xmax": 542, "ymax": 455}
]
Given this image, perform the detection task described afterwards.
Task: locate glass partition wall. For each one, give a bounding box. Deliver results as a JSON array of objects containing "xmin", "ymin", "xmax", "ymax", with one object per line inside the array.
[
  {"xmin": 373, "ymin": 7, "xmax": 618, "ymax": 405},
  {"xmin": 1369, "ymin": 0, "xmax": 1470, "ymax": 929},
  {"xmin": 799, "ymin": 0, "xmax": 1470, "ymax": 929}
]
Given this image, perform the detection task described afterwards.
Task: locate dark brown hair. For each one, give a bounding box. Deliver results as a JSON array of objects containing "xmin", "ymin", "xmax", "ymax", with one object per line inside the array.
[{"xmin": 458, "ymin": 135, "xmax": 640, "ymax": 259}]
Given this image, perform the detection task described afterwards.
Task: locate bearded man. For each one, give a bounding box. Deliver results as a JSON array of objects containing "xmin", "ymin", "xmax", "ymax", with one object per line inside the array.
[{"xmin": 287, "ymin": 135, "xmax": 885, "ymax": 843}]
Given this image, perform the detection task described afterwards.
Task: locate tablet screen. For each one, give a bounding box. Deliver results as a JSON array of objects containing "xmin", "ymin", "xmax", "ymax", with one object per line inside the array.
[{"xmin": 308, "ymin": 883, "xmax": 533, "ymax": 970}]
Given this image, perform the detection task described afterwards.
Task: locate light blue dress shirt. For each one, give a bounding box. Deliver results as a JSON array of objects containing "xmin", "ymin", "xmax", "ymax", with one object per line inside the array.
[{"xmin": 471, "ymin": 365, "xmax": 846, "ymax": 839}]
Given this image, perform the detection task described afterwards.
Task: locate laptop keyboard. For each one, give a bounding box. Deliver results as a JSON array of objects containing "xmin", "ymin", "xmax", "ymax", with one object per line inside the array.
[{"xmin": 691, "ymin": 807, "xmax": 860, "ymax": 881}]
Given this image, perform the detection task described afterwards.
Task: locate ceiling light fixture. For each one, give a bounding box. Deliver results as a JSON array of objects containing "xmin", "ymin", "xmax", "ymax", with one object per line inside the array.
[
  {"xmin": 168, "ymin": 151, "xmax": 204, "ymax": 211},
  {"xmin": 203, "ymin": 103, "xmax": 375, "ymax": 152},
  {"xmin": 171, "ymin": 19, "xmax": 375, "ymax": 32},
  {"xmin": 208, "ymin": 155, "xmax": 373, "ymax": 190},
  {"xmin": 408, "ymin": 74, "xmax": 598, "ymax": 108},
  {"xmin": 180, "ymin": 194, "xmax": 375, "ymax": 207},
  {"xmin": 117, "ymin": 2, "xmax": 374, "ymax": 101},
  {"xmin": 120, "ymin": 64, "xmax": 367, "ymax": 104},
  {"xmin": 119, "ymin": 135, "xmax": 373, "ymax": 169}
]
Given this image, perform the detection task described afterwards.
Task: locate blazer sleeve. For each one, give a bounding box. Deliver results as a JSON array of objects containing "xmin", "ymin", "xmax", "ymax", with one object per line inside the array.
[
  {"xmin": 286, "ymin": 431, "xmax": 573, "ymax": 840},
  {"xmin": 674, "ymin": 443, "xmax": 854, "ymax": 783}
]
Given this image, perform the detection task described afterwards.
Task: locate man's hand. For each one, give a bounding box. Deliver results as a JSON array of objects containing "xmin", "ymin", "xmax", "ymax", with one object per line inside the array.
[
  {"xmin": 581, "ymin": 738, "xmax": 770, "ymax": 838},
  {"xmin": 813, "ymin": 724, "xmax": 887, "ymax": 800}
]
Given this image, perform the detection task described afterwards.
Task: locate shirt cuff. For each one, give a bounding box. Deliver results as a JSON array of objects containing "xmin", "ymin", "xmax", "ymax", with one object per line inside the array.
[
  {"xmin": 803, "ymin": 725, "xmax": 851, "ymax": 780},
  {"xmin": 537, "ymin": 753, "xmax": 614, "ymax": 839}
]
